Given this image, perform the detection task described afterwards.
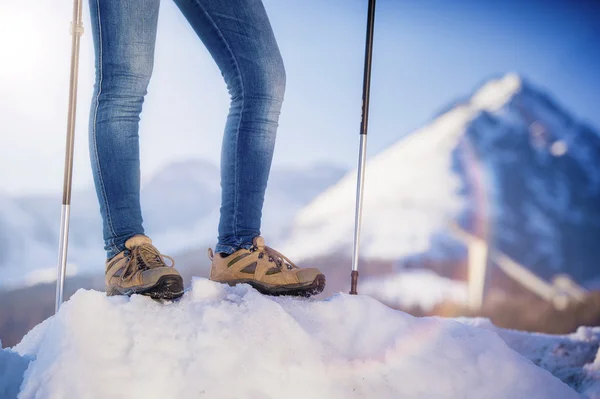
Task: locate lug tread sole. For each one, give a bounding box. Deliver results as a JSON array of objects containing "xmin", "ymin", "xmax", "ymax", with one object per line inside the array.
[
  {"xmin": 222, "ymin": 274, "xmax": 326, "ymax": 298},
  {"xmin": 107, "ymin": 275, "xmax": 185, "ymax": 300}
]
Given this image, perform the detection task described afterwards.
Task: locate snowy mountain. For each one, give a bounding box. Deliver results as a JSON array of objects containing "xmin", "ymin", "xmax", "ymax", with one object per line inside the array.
[
  {"xmin": 462, "ymin": 78, "xmax": 600, "ymax": 282},
  {"xmin": 2, "ymin": 279, "xmax": 599, "ymax": 398},
  {"xmin": 281, "ymin": 74, "xmax": 600, "ymax": 284},
  {"xmin": 0, "ymin": 161, "xmax": 345, "ymax": 289}
]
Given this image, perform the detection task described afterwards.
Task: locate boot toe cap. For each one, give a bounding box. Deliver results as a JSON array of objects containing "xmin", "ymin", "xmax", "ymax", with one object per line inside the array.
[
  {"xmin": 141, "ymin": 267, "xmax": 182, "ymax": 285},
  {"xmin": 296, "ymin": 268, "xmax": 323, "ymax": 284}
]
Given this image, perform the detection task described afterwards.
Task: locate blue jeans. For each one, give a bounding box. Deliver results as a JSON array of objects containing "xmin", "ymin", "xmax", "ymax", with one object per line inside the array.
[{"xmin": 89, "ymin": 0, "xmax": 285, "ymax": 259}]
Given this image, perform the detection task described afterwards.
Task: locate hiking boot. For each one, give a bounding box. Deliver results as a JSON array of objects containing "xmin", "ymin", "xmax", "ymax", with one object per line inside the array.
[
  {"xmin": 105, "ymin": 235, "xmax": 184, "ymax": 300},
  {"xmin": 208, "ymin": 236, "xmax": 325, "ymax": 297}
]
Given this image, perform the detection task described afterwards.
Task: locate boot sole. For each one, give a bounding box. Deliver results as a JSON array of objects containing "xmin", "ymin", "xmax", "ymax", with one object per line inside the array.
[
  {"xmin": 222, "ymin": 274, "xmax": 326, "ymax": 298},
  {"xmin": 107, "ymin": 275, "xmax": 184, "ymax": 300}
]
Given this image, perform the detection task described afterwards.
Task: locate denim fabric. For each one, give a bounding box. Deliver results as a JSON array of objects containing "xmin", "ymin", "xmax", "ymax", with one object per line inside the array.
[{"xmin": 89, "ymin": 0, "xmax": 285, "ymax": 258}]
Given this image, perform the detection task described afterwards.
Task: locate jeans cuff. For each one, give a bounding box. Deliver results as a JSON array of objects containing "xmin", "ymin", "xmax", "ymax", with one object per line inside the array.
[
  {"xmin": 105, "ymin": 236, "xmax": 133, "ymax": 260},
  {"xmin": 215, "ymin": 236, "xmax": 256, "ymax": 255}
]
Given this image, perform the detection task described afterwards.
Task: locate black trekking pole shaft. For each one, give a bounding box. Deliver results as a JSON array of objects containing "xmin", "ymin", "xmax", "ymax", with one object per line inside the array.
[
  {"xmin": 350, "ymin": 0, "xmax": 376, "ymax": 295},
  {"xmin": 55, "ymin": 0, "xmax": 84, "ymax": 313}
]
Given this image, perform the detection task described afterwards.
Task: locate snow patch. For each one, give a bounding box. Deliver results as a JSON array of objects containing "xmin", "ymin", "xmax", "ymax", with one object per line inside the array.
[
  {"xmin": 20, "ymin": 264, "xmax": 78, "ymax": 288},
  {"xmin": 470, "ymin": 73, "xmax": 522, "ymax": 111},
  {"xmin": 551, "ymin": 140, "xmax": 568, "ymax": 156}
]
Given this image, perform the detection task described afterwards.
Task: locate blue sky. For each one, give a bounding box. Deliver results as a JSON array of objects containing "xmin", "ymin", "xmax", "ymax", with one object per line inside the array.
[
  {"xmin": 0, "ymin": 0, "xmax": 598, "ymax": 194},
  {"xmin": 266, "ymin": 0, "xmax": 600, "ymax": 154}
]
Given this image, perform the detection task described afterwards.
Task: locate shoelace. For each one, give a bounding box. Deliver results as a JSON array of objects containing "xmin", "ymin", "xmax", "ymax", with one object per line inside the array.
[
  {"xmin": 121, "ymin": 245, "xmax": 175, "ymax": 281},
  {"xmin": 251, "ymin": 244, "xmax": 297, "ymax": 271}
]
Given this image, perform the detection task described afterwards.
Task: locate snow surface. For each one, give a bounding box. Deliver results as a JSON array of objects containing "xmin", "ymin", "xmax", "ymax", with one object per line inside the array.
[
  {"xmin": 360, "ymin": 269, "xmax": 468, "ymax": 311},
  {"xmin": 280, "ymin": 74, "xmax": 523, "ymax": 261},
  {"xmin": 2, "ymin": 278, "xmax": 597, "ymax": 398},
  {"xmin": 460, "ymin": 318, "xmax": 600, "ymax": 398}
]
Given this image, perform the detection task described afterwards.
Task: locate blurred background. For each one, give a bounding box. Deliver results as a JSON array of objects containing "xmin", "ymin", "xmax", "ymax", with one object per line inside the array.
[{"xmin": 1, "ymin": 0, "xmax": 599, "ymax": 347}]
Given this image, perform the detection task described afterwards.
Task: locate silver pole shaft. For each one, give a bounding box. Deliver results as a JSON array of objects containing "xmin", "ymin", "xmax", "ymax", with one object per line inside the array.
[
  {"xmin": 352, "ymin": 134, "xmax": 368, "ymax": 273},
  {"xmin": 55, "ymin": 205, "xmax": 71, "ymax": 313},
  {"xmin": 55, "ymin": 0, "xmax": 84, "ymax": 314}
]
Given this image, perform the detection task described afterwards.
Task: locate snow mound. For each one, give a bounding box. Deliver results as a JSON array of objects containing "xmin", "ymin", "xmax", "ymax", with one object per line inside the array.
[{"xmin": 0, "ymin": 278, "xmax": 585, "ymax": 398}]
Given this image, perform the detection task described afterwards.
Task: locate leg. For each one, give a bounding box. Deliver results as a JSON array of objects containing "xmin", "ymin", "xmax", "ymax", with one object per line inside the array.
[
  {"xmin": 172, "ymin": 0, "xmax": 286, "ymax": 254},
  {"xmin": 88, "ymin": 0, "xmax": 160, "ymax": 258}
]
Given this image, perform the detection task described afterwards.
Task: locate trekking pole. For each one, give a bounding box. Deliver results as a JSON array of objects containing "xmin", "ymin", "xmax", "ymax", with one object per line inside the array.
[
  {"xmin": 55, "ymin": 0, "xmax": 84, "ymax": 313},
  {"xmin": 350, "ymin": 0, "xmax": 376, "ymax": 295}
]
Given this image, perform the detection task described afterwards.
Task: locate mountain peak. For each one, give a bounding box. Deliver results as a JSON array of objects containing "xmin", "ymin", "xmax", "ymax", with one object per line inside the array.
[{"xmin": 470, "ymin": 73, "xmax": 523, "ymax": 112}]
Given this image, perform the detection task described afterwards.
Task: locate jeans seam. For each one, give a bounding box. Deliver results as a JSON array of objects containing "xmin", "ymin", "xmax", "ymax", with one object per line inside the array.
[
  {"xmin": 91, "ymin": 0, "xmax": 117, "ymax": 240},
  {"xmin": 192, "ymin": 0, "xmax": 244, "ymax": 239}
]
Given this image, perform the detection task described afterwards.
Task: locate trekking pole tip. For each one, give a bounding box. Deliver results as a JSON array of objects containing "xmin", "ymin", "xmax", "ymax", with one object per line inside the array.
[{"xmin": 349, "ymin": 270, "xmax": 359, "ymax": 295}]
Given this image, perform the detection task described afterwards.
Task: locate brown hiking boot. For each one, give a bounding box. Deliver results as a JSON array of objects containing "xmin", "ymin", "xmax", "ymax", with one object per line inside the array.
[
  {"xmin": 105, "ymin": 235, "xmax": 184, "ymax": 300},
  {"xmin": 208, "ymin": 236, "xmax": 325, "ymax": 297}
]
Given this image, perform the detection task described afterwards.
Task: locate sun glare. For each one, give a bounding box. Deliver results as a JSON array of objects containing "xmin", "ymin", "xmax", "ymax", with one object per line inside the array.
[{"xmin": 0, "ymin": 5, "xmax": 59, "ymax": 93}]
